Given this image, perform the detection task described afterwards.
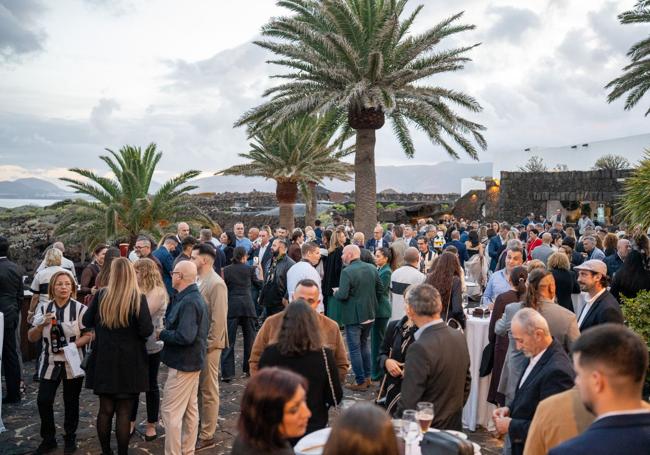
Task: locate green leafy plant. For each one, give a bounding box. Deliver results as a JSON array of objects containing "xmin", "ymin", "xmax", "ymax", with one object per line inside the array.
[
  {"xmin": 621, "ymin": 290, "xmax": 650, "ymax": 394},
  {"xmin": 619, "ymin": 149, "xmax": 650, "ymax": 229},
  {"xmin": 236, "ymin": 0, "xmax": 486, "ymax": 236},
  {"xmin": 218, "ymin": 113, "xmax": 353, "ymax": 231},
  {"xmin": 59, "ymin": 143, "xmax": 207, "ymax": 246},
  {"xmin": 606, "ymin": 0, "xmax": 650, "ymax": 115}
]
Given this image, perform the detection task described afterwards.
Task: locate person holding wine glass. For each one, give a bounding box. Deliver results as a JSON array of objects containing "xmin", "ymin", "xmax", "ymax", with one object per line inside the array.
[{"xmin": 28, "ymin": 271, "xmax": 92, "ymax": 454}]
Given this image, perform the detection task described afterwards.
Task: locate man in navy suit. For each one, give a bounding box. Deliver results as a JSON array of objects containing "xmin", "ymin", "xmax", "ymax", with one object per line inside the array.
[
  {"xmin": 575, "ymin": 260, "xmax": 623, "ymax": 332},
  {"xmin": 493, "ymin": 309, "xmax": 575, "ymax": 455},
  {"xmin": 443, "ymin": 230, "xmax": 469, "ymax": 268},
  {"xmin": 488, "ymin": 223, "xmax": 509, "ymax": 271},
  {"xmin": 549, "ymin": 324, "xmax": 650, "ymax": 455}
]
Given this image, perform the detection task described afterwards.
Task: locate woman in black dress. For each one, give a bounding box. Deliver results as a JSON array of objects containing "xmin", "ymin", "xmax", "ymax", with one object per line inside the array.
[
  {"xmin": 221, "ymin": 246, "xmax": 263, "ymax": 381},
  {"xmin": 82, "ymin": 258, "xmax": 153, "ymax": 455},
  {"xmin": 376, "ymin": 315, "xmax": 418, "ymax": 416},
  {"xmin": 259, "ymin": 300, "xmax": 342, "ymax": 434}
]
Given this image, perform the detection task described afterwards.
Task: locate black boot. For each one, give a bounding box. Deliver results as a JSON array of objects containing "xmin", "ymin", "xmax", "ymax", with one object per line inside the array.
[
  {"xmin": 64, "ymin": 434, "xmax": 77, "ymax": 454},
  {"xmin": 34, "ymin": 439, "xmax": 58, "ymax": 454}
]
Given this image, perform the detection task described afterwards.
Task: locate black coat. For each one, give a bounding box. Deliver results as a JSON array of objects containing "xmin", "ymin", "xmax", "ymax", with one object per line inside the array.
[
  {"xmin": 0, "ymin": 257, "xmax": 23, "ymax": 327},
  {"xmin": 322, "ymin": 246, "xmax": 343, "ymax": 296},
  {"xmin": 82, "ymin": 293, "xmax": 153, "ymax": 395},
  {"xmin": 378, "ymin": 317, "xmax": 417, "ymax": 415},
  {"xmin": 551, "ymin": 268, "xmax": 579, "ymax": 312},
  {"xmin": 223, "ymin": 262, "xmax": 262, "ymax": 318},
  {"xmin": 577, "ymin": 290, "xmax": 623, "ymax": 332},
  {"xmin": 259, "ymin": 344, "xmax": 342, "ymax": 434},
  {"xmin": 508, "ymin": 339, "xmax": 575, "ymax": 455}
]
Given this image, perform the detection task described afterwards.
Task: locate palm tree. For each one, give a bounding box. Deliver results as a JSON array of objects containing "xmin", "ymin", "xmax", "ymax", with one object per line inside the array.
[
  {"xmin": 59, "ymin": 143, "xmax": 204, "ymax": 245},
  {"xmin": 236, "ymin": 0, "xmax": 486, "ymax": 236},
  {"xmin": 606, "ymin": 0, "xmax": 650, "ymax": 115},
  {"xmin": 619, "ymin": 149, "xmax": 650, "ymax": 228},
  {"xmin": 219, "ymin": 114, "xmax": 354, "ymax": 230}
]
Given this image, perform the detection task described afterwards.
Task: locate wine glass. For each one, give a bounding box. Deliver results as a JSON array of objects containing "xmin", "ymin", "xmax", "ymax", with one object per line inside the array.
[
  {"xmin": 416, "ymin": 402, "xmax": 435, "ymax": 433},
  {"xmin": 402, "ymin": 410, "xmax": 420, "ymax": 454}
]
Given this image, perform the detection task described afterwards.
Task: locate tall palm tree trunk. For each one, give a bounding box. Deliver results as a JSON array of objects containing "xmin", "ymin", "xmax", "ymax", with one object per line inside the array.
[
  {"xmin": 304, "ymin": 181, "xmax": 317, "ymax": 227},
  {"xmin": 354, "ymin": 129, "xmax": 377, "ymax": 238},
  {"xmin": 276, "ymin": 180, "xmax": 297, "ymax": 231}
]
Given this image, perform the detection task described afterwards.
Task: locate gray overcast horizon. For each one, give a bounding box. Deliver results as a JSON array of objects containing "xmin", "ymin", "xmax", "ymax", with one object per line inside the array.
[{"xmin": 0, "ymin": 0, "xmax": 647, "ymax": 186}]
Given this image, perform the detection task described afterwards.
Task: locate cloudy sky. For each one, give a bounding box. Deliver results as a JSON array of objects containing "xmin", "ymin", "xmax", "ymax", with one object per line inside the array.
[{"xmin": 0, "ymin": 0, "xmax": 648, "ymax": 186}]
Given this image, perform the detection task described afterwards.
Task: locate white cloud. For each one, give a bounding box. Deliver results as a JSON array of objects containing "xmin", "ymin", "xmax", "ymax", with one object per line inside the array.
[{"xmin": 0, "ymin": 0, "xmax": 647, "ymax": 181}]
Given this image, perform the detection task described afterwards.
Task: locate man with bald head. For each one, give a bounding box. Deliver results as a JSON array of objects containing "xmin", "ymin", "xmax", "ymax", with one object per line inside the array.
[
  {"xmin": 333, "ymin": 244, "xmax": 383, "ymax": 390},
  {"xmin": 160, "ymin": 260, "xmax": 209, "ymax": 455},
  {"xmin": 172, "ymin": 221, "xmax": 191, "ymax": 258},
  {"xmin": 389, "ymin": 247, "xmax": 426, "ymax": 321}
]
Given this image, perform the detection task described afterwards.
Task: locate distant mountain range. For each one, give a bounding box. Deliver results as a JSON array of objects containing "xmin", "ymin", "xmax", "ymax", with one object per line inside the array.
[
  {"xmin": 192, "ymin": 162, "xmax": 493, "ymax": 194},
  {"xmin": 0, "ymin": 162, "xmax": 492, "ymax": 200},
  {"xmin": 0, "ymin": 178, "xmax": 74, "ymax": 199}
]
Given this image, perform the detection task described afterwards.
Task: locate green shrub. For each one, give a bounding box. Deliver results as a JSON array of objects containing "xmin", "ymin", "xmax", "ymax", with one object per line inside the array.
[{"xmin": 621, "ymin": 290, "xmax": 650, "ymax": 395}]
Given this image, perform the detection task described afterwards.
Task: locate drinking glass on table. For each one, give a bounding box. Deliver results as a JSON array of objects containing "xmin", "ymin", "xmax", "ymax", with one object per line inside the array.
[
  {"xmin": 402, "ymin": 410, "xmax": 420, "ymax": 453},
  {"xmin": 416, "ymin": 402, "xmax": 434, "ymax": 433}
]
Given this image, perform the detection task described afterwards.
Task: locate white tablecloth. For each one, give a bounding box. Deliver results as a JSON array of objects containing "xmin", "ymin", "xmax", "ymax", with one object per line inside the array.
[
  {"xmin": 0, "ymin": 312, "xmax": 5, "ymax": 432},
  {"xmin": 462, "ymin": 315, "xmax": 496, "ymax": 432}
]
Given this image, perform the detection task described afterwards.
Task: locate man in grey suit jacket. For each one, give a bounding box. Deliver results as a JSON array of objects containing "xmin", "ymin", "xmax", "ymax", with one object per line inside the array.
[{"xmin": 397, "ymin": 284, "xmax": 471, "ymax": 431}]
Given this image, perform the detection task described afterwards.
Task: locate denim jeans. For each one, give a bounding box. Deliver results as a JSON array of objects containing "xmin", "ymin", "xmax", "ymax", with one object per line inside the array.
[{"xmin": 345, "ymin": 321, "xmax": 373, "ymax": 384}]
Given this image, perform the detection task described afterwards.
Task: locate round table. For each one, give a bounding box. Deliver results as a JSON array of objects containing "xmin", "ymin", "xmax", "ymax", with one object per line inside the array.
[{"xmin": 462, "ymin": 314, "xmax": 495, "ymax": 432}]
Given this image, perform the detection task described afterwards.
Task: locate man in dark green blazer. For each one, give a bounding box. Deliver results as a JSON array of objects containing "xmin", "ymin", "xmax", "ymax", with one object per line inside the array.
[{"xmin": 333, "ymin": 245, "xmax": 383, "ymax": 390}]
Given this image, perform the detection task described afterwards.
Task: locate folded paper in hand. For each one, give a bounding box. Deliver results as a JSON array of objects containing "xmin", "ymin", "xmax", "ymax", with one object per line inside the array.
[{"xmin": 63, "ymin": 344, "xmax": 85, "ymax": 378}]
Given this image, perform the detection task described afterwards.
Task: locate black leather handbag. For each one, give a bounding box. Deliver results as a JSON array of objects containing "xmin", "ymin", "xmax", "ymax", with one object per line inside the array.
[{"xmin": 420, "ymin": 431, "xmax": 475, "ymax": 455}]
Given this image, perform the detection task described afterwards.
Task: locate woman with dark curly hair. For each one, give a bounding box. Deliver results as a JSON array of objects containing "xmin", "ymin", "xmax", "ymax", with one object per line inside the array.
[
  {"xmin": 231, "ymin": 367, "xmax": 311, "ymax": 455},
  {"xmin": 221, "ymin": 231, "xmax": 237, "ymax": 265},
  {"xmin": 425, "ymin": 252, "xmax": 466, "ymax": 329},
  {"xmin": 611, "ymin": 248, "xmax": 650, "ymax": 302}
]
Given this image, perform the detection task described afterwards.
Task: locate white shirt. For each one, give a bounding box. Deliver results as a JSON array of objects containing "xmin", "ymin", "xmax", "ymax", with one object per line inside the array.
[
  {"xmin": 258, "ymin": 243, "xmax": 269, "ymax": 264},
  {"xmin": 286, "ymin": 260, "xmax": 324, "ymax": 313},
  {"xmin": 578, "ymin": 288, "xmax": 607, "ymax": 327},
  {"xmin": 518, "ymin": 347, "xmax": 548, "ymax": 388}
]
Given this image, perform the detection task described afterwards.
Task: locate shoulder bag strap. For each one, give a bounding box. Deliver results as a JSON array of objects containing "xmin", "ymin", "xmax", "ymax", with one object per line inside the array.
[{"xmin": 322, "ymin": 347, "xmax": 338, "ymax": 410}]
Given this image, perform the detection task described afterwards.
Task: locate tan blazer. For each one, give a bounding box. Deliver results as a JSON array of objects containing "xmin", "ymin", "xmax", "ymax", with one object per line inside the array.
[
  {"xmin": 249, "ymin": 311, "xmax": 349, "ymax": 381},
  {"xmin": 199, "ymin": 270, "xmax": 229, "ymax": 351}
]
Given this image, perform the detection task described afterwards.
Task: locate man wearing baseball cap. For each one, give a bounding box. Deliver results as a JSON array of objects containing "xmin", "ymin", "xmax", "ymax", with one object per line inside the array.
[{"xmin": 574, "ymin": 260, "xmax": 623, "ymax": 332}]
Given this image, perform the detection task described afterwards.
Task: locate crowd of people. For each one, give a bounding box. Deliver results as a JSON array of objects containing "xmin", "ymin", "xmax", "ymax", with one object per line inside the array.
[{"xmin": 0, "ymin": 211, "xmax": 649, "ymax": 454}]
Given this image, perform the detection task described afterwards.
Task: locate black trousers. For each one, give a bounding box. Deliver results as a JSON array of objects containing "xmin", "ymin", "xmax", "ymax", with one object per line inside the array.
[
  {"xmin": 130, "ymin": 352, "xmax": 161, "ymax": 424},
  {"xmin": 2, "ymin": 320, "xmax": 21, "ymax": 401},
  {"xmin": 37, "ymin": 366, "xmax": 84, "ymax": 442},
  {"xmin": 220, "ymin": 317, "xmax": 256, "ymax": 378}
]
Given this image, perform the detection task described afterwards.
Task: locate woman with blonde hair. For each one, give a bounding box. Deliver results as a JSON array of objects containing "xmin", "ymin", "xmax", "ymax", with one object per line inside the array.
[
  {"xmin": 548, "ymin": 252, "xmax": 579, "ymax": 312},
  {"xmin": 129, "ymin": 258, "xmax": 168, "ymax": 440},
  {"xmin": 82, "ymin": 257, "xmax": 153, "ymax": 455}
]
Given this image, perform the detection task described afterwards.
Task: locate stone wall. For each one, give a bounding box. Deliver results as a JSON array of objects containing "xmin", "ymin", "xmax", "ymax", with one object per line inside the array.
[{"xmin": 498, "ymin": 169, "xmax": 631, "ymax": 223}]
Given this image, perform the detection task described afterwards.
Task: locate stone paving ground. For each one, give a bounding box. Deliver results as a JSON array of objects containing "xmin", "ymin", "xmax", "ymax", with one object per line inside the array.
[{"xmin": 1, "ymin": 335, "xmax": 503, "ymax": 455}]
